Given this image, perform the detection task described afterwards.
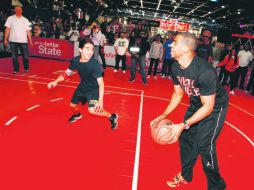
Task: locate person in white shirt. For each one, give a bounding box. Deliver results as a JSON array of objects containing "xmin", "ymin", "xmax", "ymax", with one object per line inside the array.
[
  {"xmin": 113, "ymin": 32, "xmax": 129, "ymax": 73},
  {"xmin": 90, "ymin": 24, "xmax": 102, "ymax": 61},
  {"xmin": 4, "ymin": 5, "xmax": 33, "ymax": 74},
  {"xmin": 67, "ymin": 23, "xmax": 79, "ymax": 42},
  {"xmin": 236, "ymin": 45, "xmax": 253, "ymax": 89}
]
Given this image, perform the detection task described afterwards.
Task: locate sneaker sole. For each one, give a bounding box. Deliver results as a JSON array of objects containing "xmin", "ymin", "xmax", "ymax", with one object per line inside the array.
[{"xmin": 69, "ymin": 115, "xmax": 83, "ymax": 123}]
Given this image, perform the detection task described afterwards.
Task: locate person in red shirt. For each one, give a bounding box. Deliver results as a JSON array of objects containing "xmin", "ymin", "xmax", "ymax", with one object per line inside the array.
[{"xmin": 217, "ymin": 48, "xmax": 239, "ymax": 95}]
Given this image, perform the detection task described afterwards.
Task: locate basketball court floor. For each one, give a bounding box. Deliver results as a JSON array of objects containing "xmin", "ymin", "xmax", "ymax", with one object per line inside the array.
[{"xmin": 0, "ymin": 57, "xmax": 253, "ymax": 190}]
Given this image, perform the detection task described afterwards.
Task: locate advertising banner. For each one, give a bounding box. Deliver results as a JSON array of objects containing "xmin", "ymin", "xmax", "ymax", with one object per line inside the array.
[
  {"xmin": 29, "ymin": 37, "xmax": 74, "ymax": 61},
  {"xmin": 158, "ymin": 19, "xmax": 189, "ymax": 32}
]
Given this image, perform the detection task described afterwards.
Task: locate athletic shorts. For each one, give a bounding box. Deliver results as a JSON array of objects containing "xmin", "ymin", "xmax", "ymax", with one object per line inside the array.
[{"xmin": 71, "ymin": 88, "xmax": 99, "ymax": 108}]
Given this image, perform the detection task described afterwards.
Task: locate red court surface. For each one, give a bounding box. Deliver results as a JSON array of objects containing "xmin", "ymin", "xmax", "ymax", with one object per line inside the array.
[{"xmin": 0, "ymin": 57, "xmax": 254, "ymax": 190}]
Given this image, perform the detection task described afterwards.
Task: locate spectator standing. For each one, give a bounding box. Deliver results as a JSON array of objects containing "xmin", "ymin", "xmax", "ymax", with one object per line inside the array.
[
  {"xmin": 128, "ymin": 31, "xmax": 150, "ymax": 85},
  {"xmin": 67, "ymin": 23, "xmax": 79, "ymax": 42},
  {"xmin": 113, "ymin": 32, "xmax": 129, "ymax": 73},
  {"xmin": 161, "ymin": 33, "xmax": 174, "ymax": 79},
  {"xmin": 236, "ymin": 45, "xmax": 253, "ymax": 90},
  {"xmin": 99, "ymin": 30, "xmax": 107, "ymax": 69},
  {"xmin": 147, "ymin": 34, "xmax": 163, "ymax": 79},
  {"xmin": 219, "ymin": 44, "xmax": 233, "ymax": 82},
  {"xmin": 245, "ymin": 66, "xmax": 254, "ymax": 96},
  {"xmin": 196, "ymin": 36, "xmax": 213, "ymax": 63},
  {"xmin": 4, "ymin": 5, "xmax": 33, "ymax": 74},
  {"xmin": 90, "ymin": 23, "xmax": 102, "ymax": 61},
  {"xmin": 217, "ymin": 49, "xmax": 239, "ymax": 95}
]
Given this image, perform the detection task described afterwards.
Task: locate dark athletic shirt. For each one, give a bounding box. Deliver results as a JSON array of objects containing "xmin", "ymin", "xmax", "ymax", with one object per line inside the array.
[
  {"xmin": 171, "ymin": 56, "xmax": 228, "ymax": 110},
  {"xmin": 68, "ymin": 56, "xmax": 103, "ymax": 93}
]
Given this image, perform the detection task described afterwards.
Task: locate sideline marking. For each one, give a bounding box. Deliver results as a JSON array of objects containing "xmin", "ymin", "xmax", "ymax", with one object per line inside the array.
[
  {"xmin": 229, "ymin": 102, "xmax": 254, "ymax": 117},
  {"xmin": 132, "ymin": 91, "xmax": 144, "ymax": 190},
  {"xmin": 0, "ymin": 74, "xmax": 142, "ymax": 92},
  {"xmin": 1, "ymin": 76, "xmax": 253, "ymax": 147},
  {"xmin": 50, "ymin": 98, "xmax": 64, "ymax": 102},
  {"xmin": 26, "ymin": 104, "xmax": 40, "ymax": 111},
  {"xmin": 4, "ymin": 116, "xmax": 18, "ymax": 126},
  {"xmin": 225, "ymin": 121, "xmax": 254, "ymax": 147}
]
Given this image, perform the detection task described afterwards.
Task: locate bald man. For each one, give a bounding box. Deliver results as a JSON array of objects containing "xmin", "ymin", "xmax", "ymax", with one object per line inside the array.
[
  {"xmin": 151, "ymin": 32, "xmax": 228, "ymax": 190},
  {"xmin": 4, "ymin": 5, "xmax": 33, "ymax": 74}
]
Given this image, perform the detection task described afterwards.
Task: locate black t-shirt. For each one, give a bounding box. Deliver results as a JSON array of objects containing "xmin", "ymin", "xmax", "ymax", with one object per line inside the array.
[
  {"xmin": 196, "ymin": 44, "xmax": 212, "ymax": 61},
  {"xmin": 69, "ymin": 56, "xmax": 103, "ymax": 93},
  {"xmin": 171, "ymin": 56, "xmax": 228, "ymax": 109}
]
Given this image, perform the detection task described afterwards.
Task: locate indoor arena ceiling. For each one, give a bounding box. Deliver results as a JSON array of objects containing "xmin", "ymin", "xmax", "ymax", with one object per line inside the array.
[
  {"xmin": 62, "ymin": 0, "xmax": 253, "ymax": 28},
  {"xmin": 9, "ymin": 0, "xmax": 254, "ymax": 29}
]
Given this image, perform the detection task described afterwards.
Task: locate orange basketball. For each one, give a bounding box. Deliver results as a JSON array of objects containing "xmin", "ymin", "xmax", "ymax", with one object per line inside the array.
[{"xmin": 151, "ymin": 119, "xmax": 174, "ymax": 145}]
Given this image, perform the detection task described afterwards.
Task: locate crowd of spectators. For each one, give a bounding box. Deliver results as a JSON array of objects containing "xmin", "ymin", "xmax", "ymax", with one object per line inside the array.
[{"xmin": 1, "ymin": 6, "xmax": 254, "ymax": 95}]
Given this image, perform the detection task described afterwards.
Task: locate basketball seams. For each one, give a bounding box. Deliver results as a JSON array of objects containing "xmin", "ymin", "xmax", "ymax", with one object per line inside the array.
[
  {"xmin": 151, "ymin": 119, "xmax": 174, "ymax": 145},
  {"xmin": 158, "ymin": 127, "xmax": 173, "ymax": 144}
]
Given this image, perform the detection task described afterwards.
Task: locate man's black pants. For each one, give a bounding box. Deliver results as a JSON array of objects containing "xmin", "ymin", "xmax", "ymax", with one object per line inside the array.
[{"xmin": 180, "ymin": 105, "xmax": 228, "ymax": 190}]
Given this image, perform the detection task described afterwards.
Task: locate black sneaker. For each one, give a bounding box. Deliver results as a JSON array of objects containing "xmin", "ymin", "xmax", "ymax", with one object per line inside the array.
[
  {"xmin": 129, "ymin": 79, "xmax": 135, "ymax": 82},
  {"xmin": 109, "ymin": 113, "xmax": 118, "ymax": 130},
  {"xmin": 68, "ymin": 113, "xmax": 82, "ymax": 123},
  {"xmin": 143, "ymin": 81, "xmax": 148, "ymax": 85}
]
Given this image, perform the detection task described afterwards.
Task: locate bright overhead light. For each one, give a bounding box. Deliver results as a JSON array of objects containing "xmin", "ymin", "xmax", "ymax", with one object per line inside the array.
[{"xmin": 221, "ymin": 5, "xmax": 225, "ymax": 8}]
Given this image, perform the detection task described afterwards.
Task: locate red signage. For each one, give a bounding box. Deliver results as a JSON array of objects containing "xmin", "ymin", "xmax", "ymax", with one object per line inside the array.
[
  {"xmin": 232, "ymin": 34, "xmax": 254, "ymax": 39},
  {"xmin": 158, "ymin": 19, "xmax": 189, "ymax": 32},
  {"xmin": 29, "ymin": 37, "xmax": 74, "ymax": 61}
]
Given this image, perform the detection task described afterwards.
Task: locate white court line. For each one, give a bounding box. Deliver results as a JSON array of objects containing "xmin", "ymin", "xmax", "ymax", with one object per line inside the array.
[
  {"xmin": 26, "ymin": 104, "xmax": 40, "ymax": 111},
  {"xmin": 144, "ymin": 95, "xmax": 189, "ymax": 106},
  {"xmin": 1, "ymin": 75, "xmax": 253, "ymax": 147},
  {"xmin": 0, "ymin": 76, "xmax": 142, "ymax": 96},
  {"xmin": 4, "ymin": 116, "xmax": 18, "ymax": 126},
  {"xmin": 50, "ymin": 98, "xmax": 64, "ymax": 102},
  {"xmin": 229, "ymin": 102, "xmax": 254, "ymax": 118},
  {"xmin": 0, "ymin": 73, "xmax": 142, "ymax": 92},
  {"xmin": 132, "ymin": 91, "xmax": 144, "ymax": 190},
  {"xmin": 120, "ymin": 92, "xmax": 141, "ymax": 96},
  {"xmin": 225, "ymin": 121, "xmax": 254, "ymax": 147}
]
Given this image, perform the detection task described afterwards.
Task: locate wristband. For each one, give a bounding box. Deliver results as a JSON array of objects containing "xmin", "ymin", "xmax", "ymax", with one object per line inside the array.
[
  {"xmin": 60, "ymin": 73, "xmax": 69, "ymax": 80},
  {"xmin": 183, "ymin": 121, "xmax": 190, "ymax": 130}
]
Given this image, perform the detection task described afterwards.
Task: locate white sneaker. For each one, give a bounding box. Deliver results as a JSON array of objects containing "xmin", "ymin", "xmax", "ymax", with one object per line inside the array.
[
  {"xmin": 147, "ymin": 75, "xmax": 151, "ymax": 79},
  {"xmin": 122, "ymin": 70, "xmax": 126, "ymax": 73},
  {"xmin": 114, "ymin": 69, "xmax": 118, "ymax": 73},
  {"xmin": 161, "ymin": 75, "xmax": 165, "ymax": 78},
  {"xmin": 154, "ymin": 76, "xmax": 157, "ymax": 79},
  {"xmin": 168, "ymin": 76, "xmax": 172, "ymax": 80},
  {"xmin": 229, "ymin": 90, "xmax": 235, "ymax": 95}
]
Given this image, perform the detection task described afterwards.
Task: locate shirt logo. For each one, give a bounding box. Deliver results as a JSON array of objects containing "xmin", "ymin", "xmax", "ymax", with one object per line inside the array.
[{"xmin": 177, "ymin": 76, "xmax": 200, "ymax": 96}]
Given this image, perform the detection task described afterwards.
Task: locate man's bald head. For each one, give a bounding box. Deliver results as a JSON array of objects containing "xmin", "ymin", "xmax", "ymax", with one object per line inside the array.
[{"xmin": 177, "ymin": 32, "xmax": 197, "ymax": 52}]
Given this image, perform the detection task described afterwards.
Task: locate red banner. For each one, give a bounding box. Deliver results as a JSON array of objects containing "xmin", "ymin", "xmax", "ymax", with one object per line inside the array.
[
  {"xmin": 232, "ymin": 34, "xmax": 254, "ymax": 39},
  {"xmin": 29, "ymin": 37, "xmax": 74, "ymax": 60},
  {"xmin": 158, "ymin": 19, "xmax": 189, "ymax": 32}
]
